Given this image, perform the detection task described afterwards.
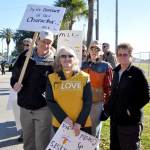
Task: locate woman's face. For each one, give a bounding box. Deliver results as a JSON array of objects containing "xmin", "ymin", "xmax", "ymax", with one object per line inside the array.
[
  {"xmin": 60, "ymin": 53, "xmax": 75, "ymax": 71},
  {"xmin": 117, "ymin": 48, "xmax": 132, "ymax": 65},
  {"xmin": 89, "ymin": 46, "xmax": 102, "ymax": 61}
]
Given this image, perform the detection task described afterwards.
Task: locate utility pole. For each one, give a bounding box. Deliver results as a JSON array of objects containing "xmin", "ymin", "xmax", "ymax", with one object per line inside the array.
[
  {"xmin": 96, "ymin": 0, "xmax": 99, "ymax": 40},
  {"xmin": 115, "ymin": 0, "xmax": 118, "ymax": 51}
]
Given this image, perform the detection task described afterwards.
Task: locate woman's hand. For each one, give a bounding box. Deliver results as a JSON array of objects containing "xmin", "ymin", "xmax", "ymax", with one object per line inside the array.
[
  {"xmin": 73, "ymin": 123, "xmax": 81, "ymax": 136},
  {"xmin": 64, "ymin": 117, "xmax": 73, "ymax": 127},
  {"xmin": 13, "ymin": 82, "xmax": 23, "ymax": 92}
]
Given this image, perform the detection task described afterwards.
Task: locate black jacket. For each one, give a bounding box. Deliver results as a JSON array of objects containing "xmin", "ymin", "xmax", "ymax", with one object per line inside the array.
[
  {"xmin": 10, "ymin": 50, "xmax": 53, "ymax": 110},
  {"xmin": 104, "ymin": 64, "xmax": 149, "ymax": 125}
]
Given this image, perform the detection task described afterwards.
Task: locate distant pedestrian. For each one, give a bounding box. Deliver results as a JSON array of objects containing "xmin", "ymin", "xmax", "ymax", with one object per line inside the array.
[
  {"xmin": 1, "ymin": 61, "xmax": 6, "ymax": 75},
  {"xmin": 102, "ymin": 42, "xmax": 117, "ymax": 68}
]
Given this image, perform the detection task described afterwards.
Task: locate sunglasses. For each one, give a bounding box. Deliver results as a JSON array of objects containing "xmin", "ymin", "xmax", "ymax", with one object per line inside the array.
[
  {"xmin": 24, "ymin": 44, "xmax": 30, "ymax": 46},
  {"xmin": 117, "ymin": 53, "xmax": 129, "ymax": 57},
  {"xmin": 60, "ymin": 55, "xmax": 74, "ymax": 59}
]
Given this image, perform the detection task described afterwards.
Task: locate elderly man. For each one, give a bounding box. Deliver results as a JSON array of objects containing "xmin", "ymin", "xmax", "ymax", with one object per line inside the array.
[
  {"xmin": 102, "ymin": 42, "xmax": 117, "ymax": 68},
  {"xmin": 10, "ymin": 30, "xmax": 54, "ymax": 150}
]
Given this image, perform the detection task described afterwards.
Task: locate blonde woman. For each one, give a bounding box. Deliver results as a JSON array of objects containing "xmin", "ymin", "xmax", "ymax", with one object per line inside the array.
[{"xmin": 46, "ymin": 47, "xmax": 92, "ymax": 136}]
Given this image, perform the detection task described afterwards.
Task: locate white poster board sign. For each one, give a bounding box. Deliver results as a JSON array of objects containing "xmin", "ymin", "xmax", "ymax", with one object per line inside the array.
[
  {"xmin": 57, "ymin": 30, "xmax": 83, "ymax": 65},
  {"xmin": 19, "ymin": 4, "xmax": 66, "ymax": 32},
  {"xmin": 46, "ymin": 122, "xmax": 99, "ymax": 150},
  {"xmin": 7, "ymin": 89, "xmax": 21, "ymax": 131}
]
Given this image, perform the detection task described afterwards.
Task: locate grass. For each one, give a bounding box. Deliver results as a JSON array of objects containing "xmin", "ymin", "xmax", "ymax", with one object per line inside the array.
[
  {"xmin": 134, "ymin": 63, "xmax": 150, "ymax": 83},
  {"xmin": 100, "ymin": 103, "xmax": 150, "ymax": 150}
]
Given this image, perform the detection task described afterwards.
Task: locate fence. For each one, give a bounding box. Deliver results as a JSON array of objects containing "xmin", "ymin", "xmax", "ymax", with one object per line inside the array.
[{"xmin": 133, "ymin": 52, "xmax": 150, "ymax": 83}]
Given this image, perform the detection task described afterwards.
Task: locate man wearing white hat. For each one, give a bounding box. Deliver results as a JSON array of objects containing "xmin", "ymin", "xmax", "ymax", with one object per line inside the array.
[{"xmin": 10, "ymin": 30, "xmax": 55, "ymax": 150}]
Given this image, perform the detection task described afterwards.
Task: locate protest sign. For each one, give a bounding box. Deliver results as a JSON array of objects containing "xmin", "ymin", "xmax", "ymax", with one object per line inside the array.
[
  {"xmin": 46, "ymin": 122, "xmax": 99, "ymax": 150},
  {"xmin": 57, "ymin": 30, "xmax": 83, "ymax": 65},
  {"xmin": 19, "ymin": 4, "xmax": 66, "ymax": 32},
  {"xmin": 7, "ymin": 89, "xmax": 21, "ymax": 131}
]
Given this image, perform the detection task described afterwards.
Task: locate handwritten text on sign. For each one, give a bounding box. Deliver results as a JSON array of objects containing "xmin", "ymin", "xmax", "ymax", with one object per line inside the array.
[
  {"xmin": 57, "ymin": 30, "xmax": 83, "ymax": 66},
  {"xmin": 19, "ymin": 4, "xmax": 65, "ymax": 32},
  {"xmin": 46, "ymin": 122, "xmax": 99, "ymax": 150}
]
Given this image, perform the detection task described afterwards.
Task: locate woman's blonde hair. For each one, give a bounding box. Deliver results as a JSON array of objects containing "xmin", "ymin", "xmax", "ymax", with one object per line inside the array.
[{"xmin": 54, "ymin": 47, "xmax": 80, "ymax": 73}]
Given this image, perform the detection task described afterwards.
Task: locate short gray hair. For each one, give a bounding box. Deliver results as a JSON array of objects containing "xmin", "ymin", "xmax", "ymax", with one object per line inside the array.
[
  {"xmin": 54, "ymin": 47, "xmax": 80, "ymax": 73},
  {"xmin": 23, "ymin": 38, "xmax": 32, "ymax": 44}
]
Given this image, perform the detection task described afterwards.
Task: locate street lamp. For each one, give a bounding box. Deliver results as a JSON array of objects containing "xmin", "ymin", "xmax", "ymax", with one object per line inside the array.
[
  {"xmin": 96, "ymin": 0, "xmax": 99, "ymax": 40},
  {"xmin": 115, "ymin": 0, "xmax": 118, "ymax": 51}
]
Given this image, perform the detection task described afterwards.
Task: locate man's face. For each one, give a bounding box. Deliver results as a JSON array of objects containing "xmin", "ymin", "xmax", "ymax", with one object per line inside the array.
[
  {"xmin": 23, "ymin": 41, "xmax": 31, "ymax": 50},
  {"xmin": 102, "ymin": 43, "xmax": 109, "ymax": 52},
  {"xmin": 38, "ymin": 39, "xmax": 53, "ymax": 51}
]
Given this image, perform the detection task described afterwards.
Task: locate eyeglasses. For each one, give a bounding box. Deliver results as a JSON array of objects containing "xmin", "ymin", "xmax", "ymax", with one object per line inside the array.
[
  {"xmin": 24, "ymin": 44, "xmax": 30, "ymax": 46},
  {"xmin": 117, "ymin": 53, "xmax": 129, "ymax": 57},
  {"xmin": 60, "ymin": 55, "xmax": 74, "ymax": 59}
]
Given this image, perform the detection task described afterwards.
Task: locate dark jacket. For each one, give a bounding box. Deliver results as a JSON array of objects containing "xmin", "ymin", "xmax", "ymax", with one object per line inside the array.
[
  {"xmin": 103, "ymin": 64, "xmax": 149, "ymax": 125},
  {"xmin": 103, "ymin": 51, "xmax": 117, "ymax": 69},
  {"xmin": 10, "ymin": 50, "xmax": 53, "ymax": 110}
]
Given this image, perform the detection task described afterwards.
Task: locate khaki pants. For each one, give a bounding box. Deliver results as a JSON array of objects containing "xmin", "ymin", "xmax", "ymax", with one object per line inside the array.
[{"xmin": 20, "ymin": 106, "xmax": 53, "ymax": 150}]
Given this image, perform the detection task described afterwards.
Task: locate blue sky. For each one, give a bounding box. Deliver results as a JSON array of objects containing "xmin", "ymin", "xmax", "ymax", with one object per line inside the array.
[{"xmin": 0, "ymin": 0, "xmax": 150, "ymax": 54}]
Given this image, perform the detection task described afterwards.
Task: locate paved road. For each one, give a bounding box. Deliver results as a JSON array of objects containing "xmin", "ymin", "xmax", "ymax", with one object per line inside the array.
[{"xmin": 0, "ymin": 72, "xmax": 23, "ymax": 150}]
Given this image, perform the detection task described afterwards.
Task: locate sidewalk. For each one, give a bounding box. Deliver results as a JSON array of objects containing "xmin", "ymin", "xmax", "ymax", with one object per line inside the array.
[{"xmin": 0, "ymin": 71, "xmax": 23, "ymax": 150}]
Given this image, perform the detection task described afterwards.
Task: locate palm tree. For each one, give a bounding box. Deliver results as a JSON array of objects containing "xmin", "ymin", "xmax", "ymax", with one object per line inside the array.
[
  {"xmin": 55, "ymin": 0, "xmax": 88, "ymax": 30},
  {"xmin": 87, "ymin": 0, "xmax": 95, "ymax": 48},
  {"xmin": 0, "ymin": 28, "xmax": 13, "ymax": 60}
]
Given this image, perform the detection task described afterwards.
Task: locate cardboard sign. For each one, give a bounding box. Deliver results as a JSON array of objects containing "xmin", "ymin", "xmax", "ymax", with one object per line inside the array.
[
  {"xmin": 19, "ymin": 4, "xmax": 66, "ymax": 32},
  {"xmin": 46, "ymin": 122, "xmax": 100, "ymax": 150},
  {"xmin": 57, "ymin": 30, "xmax": 83, "ymax": 65}
]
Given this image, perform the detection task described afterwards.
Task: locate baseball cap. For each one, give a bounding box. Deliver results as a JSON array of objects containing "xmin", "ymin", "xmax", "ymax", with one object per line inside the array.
[{"xmin": 39, "ymin": 30, "xmax": 54, "ymax": 42}]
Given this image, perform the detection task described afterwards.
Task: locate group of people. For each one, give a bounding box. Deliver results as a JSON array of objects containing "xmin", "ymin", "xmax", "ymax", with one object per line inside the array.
[{"xmin": 10, "ymin": 30, "xmax": 149, "ymax": 150}]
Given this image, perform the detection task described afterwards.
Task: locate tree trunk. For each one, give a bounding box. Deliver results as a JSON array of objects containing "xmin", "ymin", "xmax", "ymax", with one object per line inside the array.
[
  {"xmin": 6, "ymin": 39, "xmax": 10, "ymax": 61},
  {"xmin": 6, "ymin": 44, "xmax": 9, "ymax": 61},
  {"xmin": 87, "ymin": 0, "xmax": 94, "ymax": 49}
]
